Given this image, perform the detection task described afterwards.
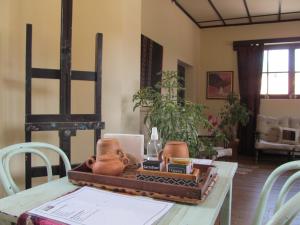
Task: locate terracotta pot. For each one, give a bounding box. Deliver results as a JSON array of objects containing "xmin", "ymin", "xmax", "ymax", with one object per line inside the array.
[
  {"xmin": 228, "ymin": 139, "xmax": 239, "ymax": 160},
  {"xmin": 159, "ymin": 141, "xmax": 189, "ymax": 165},
  {"xmin": 96, "ymin": 138, "xmax": 123, "ymax": 160},
  {"xmin": 86, "ymin": 153, "xmax": 128, "ymax": 176}
]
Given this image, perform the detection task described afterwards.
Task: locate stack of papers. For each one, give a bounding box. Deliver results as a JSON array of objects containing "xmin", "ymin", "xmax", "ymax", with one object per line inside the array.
[{"xmin": 29, "ymin": 186, "xmax": 173, "ymax": 225}]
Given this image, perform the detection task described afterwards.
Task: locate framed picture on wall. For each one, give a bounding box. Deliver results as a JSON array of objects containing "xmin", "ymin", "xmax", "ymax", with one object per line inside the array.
[{"xmin": 206, "ymin": 71, "xmax": 233, "ymax": 99}]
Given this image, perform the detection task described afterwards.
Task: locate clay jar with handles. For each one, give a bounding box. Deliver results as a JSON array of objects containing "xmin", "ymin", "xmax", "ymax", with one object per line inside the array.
[
  {"xmin": 97, "ymin": 138, "xmax": 129, "ymax": 165},
  {"xmin": 86, "ymin": 138, "xmax": 129, "ymax": 176},
  {"xmin": 86, "ymin": 153, "xmax": 128, "ymax": 176},
  {"xmin": 96, "ymin": 138, "xmax": 122, "ymax": 159},
  {"xmin": 159, "ymin": 141, "xmax": 189, "ymax": 166}
]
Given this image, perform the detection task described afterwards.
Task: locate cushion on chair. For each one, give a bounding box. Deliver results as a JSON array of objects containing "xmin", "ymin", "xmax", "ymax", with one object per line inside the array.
[
  {"xmin": 290, "ymin": 117, "xmax": 300, "ymax": 129},
  {"xmin": 278, "ymin": 127, "xmax": 299, "ymax": 145},
  {"xmin": 294, "ymin": 145, "xmax": 300, "ymax": 152},
  {"xmin": 264, "ymin": 127, "xmax": 280, "ymax": 143},
  {"xmin": 290, "ymin": 118, "xmax": 300, "ymax": 143},
  {"xmin": 256, "ymin": 115, "xmax": 289, "ymax": 141}
]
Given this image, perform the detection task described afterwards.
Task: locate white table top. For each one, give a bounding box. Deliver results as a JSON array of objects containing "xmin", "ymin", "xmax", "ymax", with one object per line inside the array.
[{"xmin": 0, "ymin": 161, "xmax": 237, "ymax": 225}]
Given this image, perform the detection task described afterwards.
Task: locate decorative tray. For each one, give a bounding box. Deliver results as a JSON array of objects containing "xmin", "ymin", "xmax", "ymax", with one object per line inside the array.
[
  {"xmin": 136, "ymin": 168, "xmax": 201, "ymax": 187},
  {"xmin": 68, "ymin": 162, "xmax": 217, "ymax": 204}
]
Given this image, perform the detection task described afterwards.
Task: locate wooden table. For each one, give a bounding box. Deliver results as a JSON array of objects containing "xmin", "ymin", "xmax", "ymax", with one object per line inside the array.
[{"xmin": 0, "ymin": 161, "xmax": 237, "ymax": 225}]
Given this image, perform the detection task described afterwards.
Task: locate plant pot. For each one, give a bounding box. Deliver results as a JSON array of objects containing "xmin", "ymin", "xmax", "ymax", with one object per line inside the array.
[{"xmin": 228, "ymin": 139, "xmax": 239, "ymax": 160}]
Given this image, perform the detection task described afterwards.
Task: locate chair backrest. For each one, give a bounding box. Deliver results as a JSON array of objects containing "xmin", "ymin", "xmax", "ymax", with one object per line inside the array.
[
  {"xmin": 265, "ymin": 191, "xmax": 300, "ymax": 225},
  {"xmin": 0, "ymin": 142, "xmax": 71, "ymax": 196},
  {"xmin": 252, "ymin": 160, "xmax": 300, "ymax": 225}
]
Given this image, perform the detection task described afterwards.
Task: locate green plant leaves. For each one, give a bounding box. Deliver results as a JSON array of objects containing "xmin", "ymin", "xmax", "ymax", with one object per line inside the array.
[
  {"xmin": 132, "ymin": 71, "xmax": 217, "ymax": 158},
  {"xmin": 218, "ymin": 92, "xmax": 250, "ymax": 141}
]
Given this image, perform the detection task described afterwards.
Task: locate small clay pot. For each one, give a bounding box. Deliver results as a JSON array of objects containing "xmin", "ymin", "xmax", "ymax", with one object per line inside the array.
[
  {"xmin": 86, "ymin": 153, "xmax": 128, "ymax": 176},
  {"xmin": 159, "ymin": 141, "xmax": 189, "ymax": 165},
  {"xmin": 96, "ymin": 138, "xmax": 122, "ymax": 160}
]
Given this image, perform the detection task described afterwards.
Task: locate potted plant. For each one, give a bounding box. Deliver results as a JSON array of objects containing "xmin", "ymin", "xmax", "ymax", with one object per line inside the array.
[
  {"xmin": 197, "ymin": 116, "xmax": 227, "ymax": 159},
  {"xmin": 218, "ymin": 92, "xmax": 250, "ymax": 156},
  {"xmin": 133, "ymin": 71, "xmax": 217, "ymax": 158}
]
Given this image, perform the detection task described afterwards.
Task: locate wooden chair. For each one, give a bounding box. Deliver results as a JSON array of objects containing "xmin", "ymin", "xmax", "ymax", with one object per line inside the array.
[
  {"xmin": 0, "ymin": 142, "xmax": 71, "ymax": 196},
  {"xmin": 252, "ymin": 160, "xmax": 300, "ymax": 225}
]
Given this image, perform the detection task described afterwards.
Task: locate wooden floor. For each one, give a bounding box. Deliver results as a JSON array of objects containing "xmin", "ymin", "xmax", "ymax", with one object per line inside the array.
[{"xmin": 231, "ymin": 156, "xmax": 300, "ymax": 225}]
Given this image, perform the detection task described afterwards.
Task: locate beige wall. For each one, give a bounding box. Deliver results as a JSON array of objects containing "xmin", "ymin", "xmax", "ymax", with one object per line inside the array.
[
  {"xmin": 141, "ymin": 0, "xmax": 201, "ymax": 102},
  {"xmin": 72, "ymin": 0, "xmax": 141, "ymax": 134},
  {"xmin": 0, "ymin": 0, "xmax": 141, "ymax": 196},
  {"xmin": 199, "ymin": 21, "xmax": 300, "ymax": 117}
]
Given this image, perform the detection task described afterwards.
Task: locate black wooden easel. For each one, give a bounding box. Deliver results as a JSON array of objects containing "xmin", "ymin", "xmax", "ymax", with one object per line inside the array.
[{"xmin": 25, "ymin": 0, "xmax": 105, "ymax": 189}]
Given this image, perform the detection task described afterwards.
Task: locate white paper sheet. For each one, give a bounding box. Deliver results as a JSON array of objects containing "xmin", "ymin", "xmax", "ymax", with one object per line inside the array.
[{"xmin": 29, "ymin": 186, "xmax": 173, "ymax": 225}]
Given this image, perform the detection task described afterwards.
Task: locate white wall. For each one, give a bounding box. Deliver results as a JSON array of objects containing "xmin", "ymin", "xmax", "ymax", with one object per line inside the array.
[
  {"xmin": 199, "ymin": 21, "xmax": 300, "ymax": 117},
  {"xmin": 141, "ymin": 0, "xmax": 201, "ymax": 102}
]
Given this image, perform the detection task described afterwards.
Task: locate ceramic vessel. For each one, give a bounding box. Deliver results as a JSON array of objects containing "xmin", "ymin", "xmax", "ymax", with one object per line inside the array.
[
  {"xmin": 160, "ymin": 141, "xmax": 189, "ymax": 165},
  {"xmin": 86, "ymin": 153, "xmax": 128, "ymax": 176},
  {"xmin": 96, "ymin": 138, "xmax": 122, "ymax": 160}
]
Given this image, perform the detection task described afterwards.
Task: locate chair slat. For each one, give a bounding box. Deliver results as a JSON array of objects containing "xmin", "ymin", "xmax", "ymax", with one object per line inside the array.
[
  {"xmin": 0, "ymin": 142, "xmax": 71, "ymax": 196},
  {"xmin": 252, "ymin": 160, "xmax": 300, "ymax": 225}
]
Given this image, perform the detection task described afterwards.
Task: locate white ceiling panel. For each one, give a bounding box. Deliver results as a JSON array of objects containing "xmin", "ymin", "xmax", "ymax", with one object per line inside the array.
[
  {"xmin": 247, "ymin": 0, "xmax": 279, "ymax": 16},
  {"xmin": 177, "ymin": 0, "xmax": 217, "ymax": 21},
  {"xmin": 175, "ymin": 0, "xmax": 300, "ymax": 28},
  {"xmin": 281, "ymin": 12, "xmax": 300, "ymax": 20},
  {"xmin": 225, "ymin": 18, "xmax": 250, "ymax": 25},
  {"xmin": 212, "ymin": 0, "xmax": 247, "ymax": 19},
  {"xmin": 282, "ymin": 0, "xmax": 300, "ymax": 13},
  {"xmin": 252, "ymin": 15, "xmax": 278, "ymax": 22}
]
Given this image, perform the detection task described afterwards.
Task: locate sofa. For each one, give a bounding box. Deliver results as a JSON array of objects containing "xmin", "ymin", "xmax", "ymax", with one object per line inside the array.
[{"xmin": 255, "ymin": 114, "xmax": 300, "ymax": 161}]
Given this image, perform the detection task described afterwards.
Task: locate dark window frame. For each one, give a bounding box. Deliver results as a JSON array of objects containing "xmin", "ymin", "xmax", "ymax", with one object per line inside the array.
[{"xmin": 261, "ymin": 43, "xmax": 300, "ymax": 99}]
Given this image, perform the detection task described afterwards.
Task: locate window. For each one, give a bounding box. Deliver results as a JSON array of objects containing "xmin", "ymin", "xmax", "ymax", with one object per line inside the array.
[
  {"xmin": 260, "ymin": 45, "xmax": 300, "ymax": 98},
  {"xmin": 140, "ymin": 35, "xmax": 163, "ymax": 90}
]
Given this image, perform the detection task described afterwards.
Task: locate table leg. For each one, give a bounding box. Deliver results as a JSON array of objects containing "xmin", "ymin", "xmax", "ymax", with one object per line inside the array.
[
  {"xmin": 292, "ymin": 149, "xmax": 295, "ymax": 161},
  {"xmin": 255, "ymin": 149, "xmax": 260, "ymax": 163},
  {"xmin": 220, "ymin": 182, "xmax": 232, "ymax": 225}
]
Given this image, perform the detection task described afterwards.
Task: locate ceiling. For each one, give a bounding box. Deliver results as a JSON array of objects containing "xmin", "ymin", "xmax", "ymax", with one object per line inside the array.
[{"xmin": 174, "ymin": 0, "xmax": 300, "ymax": 28}]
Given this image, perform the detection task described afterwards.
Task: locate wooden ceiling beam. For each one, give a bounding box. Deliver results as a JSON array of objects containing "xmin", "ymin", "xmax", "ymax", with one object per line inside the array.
[
  {"xmin": 172, "ymin": 0, "xmax": 201, "ymax": 28},
  {"xmin": 233, "ymin": 36, "xmax": 300, "ymax": 50},
  {"xmin": 198, "ymin": 11, "xmax": 300, "ymax": 23},
  {"xmin": 243, "ymin": 0, "xmax": 252, "ymax": 23},
  {"xmin": 278, "ymin": 0, "xmax": 282, "ymax": 21},
  {"xmin": 208, "ymin": 0, "xmax": 225, "ymax": 25},
  {"xmin": 202, "ymin": 18, "xmax": 300, "ymax": 29}
]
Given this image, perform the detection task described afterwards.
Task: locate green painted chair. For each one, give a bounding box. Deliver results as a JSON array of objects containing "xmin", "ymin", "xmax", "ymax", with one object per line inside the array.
[
  {"xmin": 252, "ymin": 160, "xmax": 300, "ymax": 225},
  {"xmin": 0, "ymin": 142, "xmax": 71, "ymax": 196}
]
